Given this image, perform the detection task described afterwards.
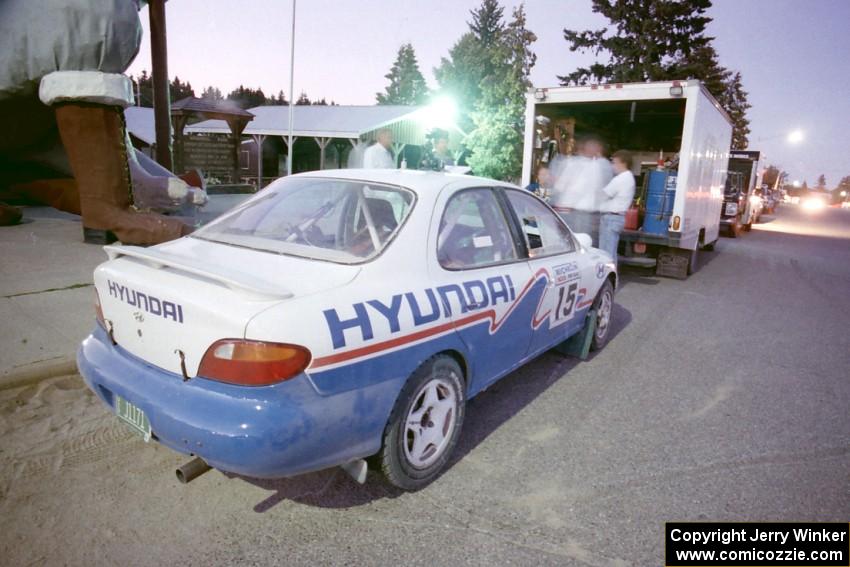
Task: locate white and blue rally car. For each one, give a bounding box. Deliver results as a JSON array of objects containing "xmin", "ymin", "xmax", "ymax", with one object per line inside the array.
[{"xmin": 78, "ymin": 169, "xmax": 617, "ymax": 490}]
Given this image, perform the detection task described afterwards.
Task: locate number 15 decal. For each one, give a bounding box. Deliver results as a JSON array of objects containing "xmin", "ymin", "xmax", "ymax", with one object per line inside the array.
[{"xmin": 554, "ymin": 282, "xmax": 578, "ymax": 322}]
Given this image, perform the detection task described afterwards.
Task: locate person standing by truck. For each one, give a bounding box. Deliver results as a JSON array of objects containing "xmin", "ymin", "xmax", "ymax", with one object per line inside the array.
[
  {"xmin": 598, "ymin": 150, "xmax": 636, "ymax": 264},
  {"xmin": 549, "ymin": 134, "xmax": 613, "ymax": 244}
]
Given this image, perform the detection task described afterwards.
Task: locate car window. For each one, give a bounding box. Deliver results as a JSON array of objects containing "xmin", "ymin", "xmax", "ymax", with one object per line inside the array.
[
  {"xmin": 504, "ymin": 189, "xmax": 576, "ymax": 257},
  {"xmin": 438, "ymin": 188, "xmax": 518, "ymax": 270},
  {"xmin": 194, "ymin": 177, "xmax": 414, "ymax": 263}
]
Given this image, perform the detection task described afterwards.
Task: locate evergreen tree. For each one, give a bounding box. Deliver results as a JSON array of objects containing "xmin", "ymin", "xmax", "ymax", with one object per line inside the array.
[
  {"xmin": 720, "ymin": 72, "xmax": 751, "ymax": 149},
  {"xmin": 200, "ymin": 86, "xmax": 223, "ymax": 102},
  {"xmin": 817, "ymin": 174, "xmax": 827, "ymax": 189},
  {"xmin": 295, "ymin": 92, "xmax": 312, "ymax": 105},
  {"xmin": 559, "ymin": 0, "xmax": 751, "ymax": 148},
  {"xmin": 170, "ymin": 76, "xmax": 195, "ymax": 101},
  {"xmin": 434, "ymin": 0, "xmax": 509, "ymax": 130},
  {"xmin": 559, "ymin": 0, "xmax": 712, "ymax": 85},
  {"xmin": 376, "ymin": 43, "xmax": 429, "ymax": 105},
  {"xmin": 227, "ymin": 85, "xmax": 267, "ymax": 109},
  {"xmin": 263, "ymin": 90, "xmax": 288, "ymax": 105},
  {"xmin": 132, "ymin": 71, "xmax": 198, "ymax": 106},
  {"xmin": 469, "ymin": 0, "xmax": 505, "ymax": 47},
  {"xmin": 465, "ymin": 4, "xmax": 537, "ymax": 181},
  {"xmin": 762, "ymin": 165, "xmax": 781, "ymax": 189},
  {"xmin": 433, "ymin": 33, "xmax": 484, "ymax": 131},
  {"xmin": 131, "ymin": 70, "xmax": 153, "ymax": 107}
]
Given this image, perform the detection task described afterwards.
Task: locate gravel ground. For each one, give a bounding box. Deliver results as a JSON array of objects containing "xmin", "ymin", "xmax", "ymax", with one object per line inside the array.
[{"xmin": 1, "ymin": 205, "xmax": 848, "ymax": 566}]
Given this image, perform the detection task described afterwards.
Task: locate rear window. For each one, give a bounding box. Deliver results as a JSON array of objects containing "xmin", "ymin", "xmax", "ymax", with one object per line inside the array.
[{"xmin": 194, "ymin": 177, "xmax": 415, "ymax": 263}]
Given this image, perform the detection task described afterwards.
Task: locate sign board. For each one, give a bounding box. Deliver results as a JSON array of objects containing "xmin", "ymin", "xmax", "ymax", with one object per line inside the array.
[{"xmin": 182, "ymin": 135, "xmax": 234, "ymax": 175}]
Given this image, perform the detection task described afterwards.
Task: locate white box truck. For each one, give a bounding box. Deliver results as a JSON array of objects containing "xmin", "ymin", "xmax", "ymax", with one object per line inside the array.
[{"xmin": 521, "ymin": 80, "xmax": 733, "ymax": 278}]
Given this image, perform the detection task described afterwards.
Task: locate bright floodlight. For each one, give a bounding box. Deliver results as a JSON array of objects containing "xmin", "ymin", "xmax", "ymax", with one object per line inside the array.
[
  {"xmin": 420, "ymin": 96, "xmax": 458, "ymax": 130},
  {"xmin": 787, "ymin": 129, "xmax": 804, "ymax": 144},
  {"xmin": 792, "ymin": 180, "xmax": 801, "ymax": 188}
]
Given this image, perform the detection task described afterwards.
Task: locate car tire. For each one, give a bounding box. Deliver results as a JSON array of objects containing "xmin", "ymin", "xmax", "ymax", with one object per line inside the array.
[
  {"xmin": 702, "ymin": 240, "xmax": 715, "ymax": 252},
  {"xmin": 379, "ymin": 355, "xmax": 466, "ymax": 491},
  {"xmin": 590, "ymin": 280, "xmax": 615, "ymax": 351}
]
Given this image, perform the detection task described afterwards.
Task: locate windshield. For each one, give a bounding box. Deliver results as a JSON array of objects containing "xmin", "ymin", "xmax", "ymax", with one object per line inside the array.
[
  {"xmin": 724, "ymin": 171, "xmax": 744, "ymax": 196},
  {"xmin": 194, "ymin": 177, "xmax": 415, "ymax": 263}
]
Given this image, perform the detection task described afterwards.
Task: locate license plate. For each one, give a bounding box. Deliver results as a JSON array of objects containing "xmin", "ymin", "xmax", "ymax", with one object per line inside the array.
[{"xmin": 115, "ymin": 395, "xmax": 152, "ymax": 442}]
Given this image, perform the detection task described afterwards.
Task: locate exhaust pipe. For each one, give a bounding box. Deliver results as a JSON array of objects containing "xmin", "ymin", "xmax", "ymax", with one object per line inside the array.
[{"xmin": 176, "ymin": 456, "xmax": 211, "ymax": 484}]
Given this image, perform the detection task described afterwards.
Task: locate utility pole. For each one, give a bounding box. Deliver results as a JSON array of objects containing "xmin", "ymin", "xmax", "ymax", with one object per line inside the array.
[
  {"xmin": 287, "ymin": 0, "xmax": 296, "ymax": 176},
  {"xmin": 149, "ymin": 0, "xmax": 173, "ymax": 170}
]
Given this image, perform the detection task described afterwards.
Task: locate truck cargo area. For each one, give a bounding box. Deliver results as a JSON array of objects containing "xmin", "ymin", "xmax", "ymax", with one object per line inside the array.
[{"xmin": 522, "ymin": 81, "xmax": 734, "ymax": 279}]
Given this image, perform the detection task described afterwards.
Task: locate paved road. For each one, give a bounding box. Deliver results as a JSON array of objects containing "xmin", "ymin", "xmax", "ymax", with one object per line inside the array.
[{"xmin": 1, "ymin": 205, "xmax": 848, "ymax": 566}]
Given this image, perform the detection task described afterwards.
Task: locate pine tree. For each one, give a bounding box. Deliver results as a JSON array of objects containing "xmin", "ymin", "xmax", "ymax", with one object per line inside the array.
[
  {"xmin": 817, "ymin": 174, "xmax": 827, "ymax": 189},
  {"xmin": 559, "ymin": 0, "xmax": 750, "ymax": 150},
  {"xmin": 263, "ymin": 90, "xmax": 288, "ymax": 105},
  {"xmin": 201, "ymin": 86, "xmax": 223, "ymax": 102},
  {"xmin": 170, "ymin": 76, "xmax": 195, "ymax": 101},
  {"xmin": 376, "ymin": 43, "xmax": 429, "ymax": 105},
  {"xmin": 295, "ymin": 92, "xmax": 311, "ymax": 105},
  {"xmin": 469, "ymin": 0, "xmax": 505, "ymax": 47},
  {"xmin": 227, "ymin": 86, "xmax": 267, "ymax": 109},
  {"xmin": 465, "ymin": 4, "xmax": 537, "ymax": 181},
  {"xmin": 434, "ymin": 0, "xmax": 510, "ymax": 130},
  {"xmin": 720, "ymin": 72, "xmax": 751, "ymax": 149},
  {"xmin": 131, "ymin": 70, "xmax": 153, "ymax": 107}
]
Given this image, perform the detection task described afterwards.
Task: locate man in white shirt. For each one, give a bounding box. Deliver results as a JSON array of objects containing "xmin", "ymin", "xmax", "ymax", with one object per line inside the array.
[
  {"xmin": 598, "ymin": 150, "xmax": 636, "ymax": 264},
  {"xmin": 549, "ymin": 135, "xmax": 613, "ymax": 244},
  {"xmin": 362, "ymin": 128, "xmax": 396, "ymax": 169}
]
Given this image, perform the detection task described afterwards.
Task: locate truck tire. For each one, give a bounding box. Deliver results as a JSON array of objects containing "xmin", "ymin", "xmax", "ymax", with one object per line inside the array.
[
  {"xmin": 729, "ymin": 220, "xmax": 740, "ymax": 238},
  {"xmin": 687, "ymin": 247, "xmax": 700, "ymax": 275}
]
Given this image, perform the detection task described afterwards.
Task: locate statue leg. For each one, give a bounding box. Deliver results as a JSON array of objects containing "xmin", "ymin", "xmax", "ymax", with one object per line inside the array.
[{"xmin": 41, "ymin": 71, "xmax": 189, "ymax": 245}]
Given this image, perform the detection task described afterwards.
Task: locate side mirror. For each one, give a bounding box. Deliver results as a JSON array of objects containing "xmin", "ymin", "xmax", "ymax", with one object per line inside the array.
[{"xmin": 575, "ymin": 232, "xmax": 593, "ymax": 250}]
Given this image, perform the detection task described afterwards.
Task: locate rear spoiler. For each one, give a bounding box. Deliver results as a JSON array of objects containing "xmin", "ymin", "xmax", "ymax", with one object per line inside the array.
[{"xmin": 104, "ymin": 245, "xmax": 293, "ymax": 301}]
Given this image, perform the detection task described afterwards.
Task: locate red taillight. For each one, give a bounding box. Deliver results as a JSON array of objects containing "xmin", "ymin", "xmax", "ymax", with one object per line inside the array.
[
  {"xmin": 95, "ymin": 289, "xmax": 105, "ymax": 327},
  {"xmin": 197, "ymin": 339, "xmax": 311, "ymax": 386}
]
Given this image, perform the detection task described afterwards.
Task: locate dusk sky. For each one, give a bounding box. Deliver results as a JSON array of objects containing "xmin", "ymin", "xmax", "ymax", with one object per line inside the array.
[{"xmin": 127, "ymin": 0, "xmax": 850, "ymax": 187}]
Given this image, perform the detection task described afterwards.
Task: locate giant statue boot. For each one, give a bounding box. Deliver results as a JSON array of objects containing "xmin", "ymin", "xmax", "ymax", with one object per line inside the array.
[{"xmin": 40, "ymin": 71, "xmax": 190, "ymax": 245}]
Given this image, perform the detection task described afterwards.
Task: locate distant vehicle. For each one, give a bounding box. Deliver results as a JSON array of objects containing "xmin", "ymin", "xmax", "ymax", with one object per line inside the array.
[
  {"xmin": 760, "ymin": 185, "xmax": 779, "ymax": 215},
  {"xmin": 522, "ymin": 80, "xmax": 733, "ymax": 279},
  {"xmin": 720, "ymin": 150, "xmax": 763, "ymax": 237},
  {"xmin": 77, "ymin": 170, "xmax": 618, "ymax": 490},
  {"xmin": 841, "ymin": 200, "xmax": 850, "ymax": 209},
  {"xmin": 801, "ymin": 193, "xmax": 829, "ymax": 211}
]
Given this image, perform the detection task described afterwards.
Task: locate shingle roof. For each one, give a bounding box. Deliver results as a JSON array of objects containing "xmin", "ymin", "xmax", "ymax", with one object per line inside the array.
[{"xmin": 171, "ymin": 97, "xmax": 254, "ymax": 117}]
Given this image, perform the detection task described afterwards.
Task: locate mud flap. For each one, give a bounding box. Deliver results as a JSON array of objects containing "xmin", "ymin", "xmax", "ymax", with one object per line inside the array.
[{"xmin": 554, "ymin": 308, "xmax": 597, "ymax": 360}]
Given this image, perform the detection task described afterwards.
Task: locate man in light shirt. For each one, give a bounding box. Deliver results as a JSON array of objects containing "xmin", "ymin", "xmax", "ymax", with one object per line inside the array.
[
  {"xmin": 362, "ymin": 128, "xmax": 396, "ymax": 169},
  {"xmin": 549, "ymin": 134, "xmax": 613, "ymax": 244},
  {"xmin": 598, "ymin": 150, "xmax": 636, "ymax": 264}
]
